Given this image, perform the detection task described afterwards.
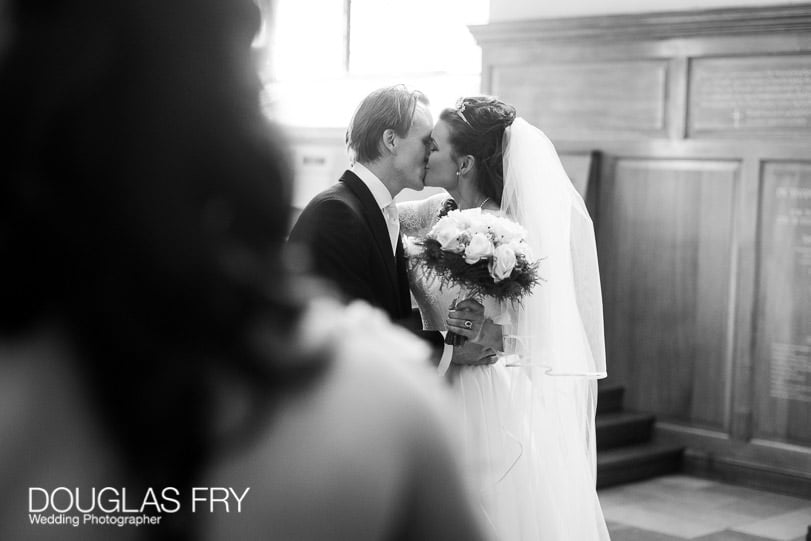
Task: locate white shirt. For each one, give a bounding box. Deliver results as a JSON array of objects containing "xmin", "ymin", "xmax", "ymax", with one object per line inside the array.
[{"xmin": 351, "ymin": 162, "xmax": 399, "ymax": 255}]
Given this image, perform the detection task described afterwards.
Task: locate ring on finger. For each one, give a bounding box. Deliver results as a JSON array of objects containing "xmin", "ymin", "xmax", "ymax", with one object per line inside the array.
[{"xmin": 464, "ymin": 320, "xmax": 473, "ymax": 329}]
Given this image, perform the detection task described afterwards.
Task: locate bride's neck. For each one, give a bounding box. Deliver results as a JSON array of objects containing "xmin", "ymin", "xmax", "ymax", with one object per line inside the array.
[{"xmin": 448, "ymin": 185, "xmax": 488, "ymax": 210}]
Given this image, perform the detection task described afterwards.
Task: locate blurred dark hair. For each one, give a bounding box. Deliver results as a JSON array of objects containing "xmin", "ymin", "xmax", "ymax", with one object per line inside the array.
[
  {"xmin": 0, "ymin": 0, "xmax": 322, "ymax": 538},
  {"xmin": 439, "ymin": 96, "xmax": 516, "ymax": 206},
  {"xmin": 346, "ymin": 84, "xmax": 429, "ymax": 164}
]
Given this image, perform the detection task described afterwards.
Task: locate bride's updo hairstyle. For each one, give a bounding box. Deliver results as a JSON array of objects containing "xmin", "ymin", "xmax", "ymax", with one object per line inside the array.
[{"xmin": 440, "ymin": 96, "xmax": 516, "ymax": 206}]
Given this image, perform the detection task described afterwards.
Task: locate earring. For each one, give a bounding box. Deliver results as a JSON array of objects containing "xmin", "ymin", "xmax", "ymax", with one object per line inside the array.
[{"xmin": 456, "ymin": 170, "xmax": 460, "ymax": 177}]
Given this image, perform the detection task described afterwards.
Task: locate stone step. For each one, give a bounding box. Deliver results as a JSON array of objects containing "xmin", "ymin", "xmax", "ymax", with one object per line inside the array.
[
  {"xmin": 596, "ymin": 411, "xmax": 656, "ymax": 450},
  {"xmin": 597, "ymin": 442, "xmax": 684, "ymax": 489}
]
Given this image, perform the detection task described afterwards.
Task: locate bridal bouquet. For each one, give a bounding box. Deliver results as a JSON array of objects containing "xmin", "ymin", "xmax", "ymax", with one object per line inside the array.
[{"xmin": 406, "ymin": 208, "xmax": 541, "ymax": 345}]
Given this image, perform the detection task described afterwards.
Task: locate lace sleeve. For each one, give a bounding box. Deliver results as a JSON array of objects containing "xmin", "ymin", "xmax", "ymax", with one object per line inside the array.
[{"xmin": 397, "ymin": 193, "xmax": 450, "ymax": 237}]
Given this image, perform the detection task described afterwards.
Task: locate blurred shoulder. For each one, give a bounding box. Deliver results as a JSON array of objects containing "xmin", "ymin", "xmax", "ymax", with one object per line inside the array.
[
  {"xmin": 203, "ymin": 298, "xmax": 455, "ymax": 540},
  {"xmin": 300, "ymin": 298, "xmax": 438, "ymax": 398}
]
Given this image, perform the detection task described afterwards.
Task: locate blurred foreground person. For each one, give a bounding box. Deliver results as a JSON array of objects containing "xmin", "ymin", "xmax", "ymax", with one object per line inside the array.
[{"xmin": 0, "ymin": 1, "xmax": 485, "ymax": 540}]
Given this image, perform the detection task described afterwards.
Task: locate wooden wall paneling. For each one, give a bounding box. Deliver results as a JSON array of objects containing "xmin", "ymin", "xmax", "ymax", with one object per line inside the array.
[
  {"xmin": 597, "ymin": 153, "xmax": 626, "ymax": 386},
  {"xmin": 729, "ymin": 154, "xmax": 762, "ymax": 441},
  {"xmin": 667, "ymin": 56, "xmax": 690, "ymax": 141},
  {"xmin": 602, "ymin": 159, "xmax": 694, "ymax": 414},
  {"xmin": 524, "ymin": 137, "xmax": 810, "ymax": 164},
  {"xmin": 691, "ymin": 160, "xmax": 738, "ymax": 430},
  {"xmin": 600, "ymin": 159, "xmax": 737, "ymax": 428},
  {"xmin": 474, "ymin": 10, "xmax": 811, "ymax": 105},
  {"xmin": 470, "ymin": 6, "xmax": 811, "ymax": 45},
  {"xmin": 558, "ymin": 149, "xmax": 601, "ymax": 220},
  {"xmin": 585, "ymin": 150, "xmax": 602, "ymax": 224},
  {"xmin": 478, "ymin": 37, "xmax": 805, "ymax": 77},
  {"xmin": 656, "ymin": 422, "xmax": 811, "ymax": 497},
  {"xmin": 557, "ymin": 152, "xmax": 592, "ymax": 199}
]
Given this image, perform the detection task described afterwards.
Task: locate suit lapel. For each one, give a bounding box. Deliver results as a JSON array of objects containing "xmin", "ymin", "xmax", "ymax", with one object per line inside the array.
[{"xmin": 340, "ymin": 171, "xmax": 401, "ymax": 304}]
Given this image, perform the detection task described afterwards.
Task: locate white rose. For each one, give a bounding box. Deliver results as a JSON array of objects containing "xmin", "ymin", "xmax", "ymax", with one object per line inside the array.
[
  {"xmin": 443, "ymin": 208, "xmax": 461, "ymax": 224},
  {"xmin": 430, "ymin": 219, "xmax": 464, "ymax": 253},
  {"xmin": 469, "ymin": 221, "xmax": 490, "ymax": 236},
  {"xmin": 490, "ymin": 244, "xmax": 517, "ymax": 282},
  {"xmin": 464, "ymin": 232, "xmax": 494, "ymax": 264},
  {"xmin": 509, "ymin": 239, "xmax": 533, "ymax": 259},
  {"xmin": 453, "ymin": 208, "xmax": 478, "ymax": 229},
  {"xmin": 469, "ymin": 213, "xmax": 492, "ymax": 236},
  {"xmin": 496, "ymin": 220, "xmax": 527, "ymax": 245}
]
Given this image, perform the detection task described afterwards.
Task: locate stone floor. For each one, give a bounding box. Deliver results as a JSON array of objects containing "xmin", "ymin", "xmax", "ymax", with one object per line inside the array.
[{"xmin": 598, "ymin": 475, "xmax": 811, "ymax": 541}]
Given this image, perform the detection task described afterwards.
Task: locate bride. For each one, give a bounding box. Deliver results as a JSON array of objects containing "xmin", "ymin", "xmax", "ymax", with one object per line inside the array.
[{"xmin": 399, "ymin": 97, "xmax": 611, "ymax": 540}]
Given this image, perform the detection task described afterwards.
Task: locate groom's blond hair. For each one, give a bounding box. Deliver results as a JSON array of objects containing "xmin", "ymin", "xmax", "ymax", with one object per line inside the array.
[{"xmin": 346, "ymin": 85, "xmax": 428, "ymax": 164}]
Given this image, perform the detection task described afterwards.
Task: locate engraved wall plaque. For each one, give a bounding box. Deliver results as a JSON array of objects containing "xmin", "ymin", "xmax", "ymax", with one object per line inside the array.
[
  {"xmin": 492, "ymin": 61, "xmax": 668, "ymax": 140},
  {"xmin": 754, "ymin": 162, "xmax": 811, "ymax": 445},
  {"xmin": 689, "ymin": 55, "xmax": 811, "ymax": 136}
]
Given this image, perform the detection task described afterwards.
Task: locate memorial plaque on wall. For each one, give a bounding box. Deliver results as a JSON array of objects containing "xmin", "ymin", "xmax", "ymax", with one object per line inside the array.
[
  {"xmin": 689, "ymin": 55, "xmax": 811, "ymax": 137},
  {"xmin": 492, "ymin": 60, "xmax": 667, "ymax": 140},
  {"xmin": 754, "ymin": 161, "xmax": 811, "ymax": 445}
]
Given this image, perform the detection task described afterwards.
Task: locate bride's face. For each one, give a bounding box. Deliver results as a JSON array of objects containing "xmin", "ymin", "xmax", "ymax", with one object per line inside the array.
[{"xmin": 424, "ymin": 119, "xmax": 459, "ymax": 190}]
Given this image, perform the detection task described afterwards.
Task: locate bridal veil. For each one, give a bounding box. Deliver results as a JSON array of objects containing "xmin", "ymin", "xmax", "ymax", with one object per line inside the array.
[{"xmin": 498, "ymin": 117, "xmax": 610, "ymax": 539}]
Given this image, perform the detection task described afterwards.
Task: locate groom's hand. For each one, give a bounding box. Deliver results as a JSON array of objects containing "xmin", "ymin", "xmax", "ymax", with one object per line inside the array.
[{"xmin": 451, "ymin": 341, "xmax": 498, "ymax": 366}]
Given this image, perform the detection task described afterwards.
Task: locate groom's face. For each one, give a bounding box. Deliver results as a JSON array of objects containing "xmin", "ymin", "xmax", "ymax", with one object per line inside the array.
[{"xmin": 392, "ymin": 102, "xmax": 434, "ymax": 193}]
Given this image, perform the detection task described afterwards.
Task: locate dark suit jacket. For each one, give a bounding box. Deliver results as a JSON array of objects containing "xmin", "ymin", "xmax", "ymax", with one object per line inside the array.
[
  {"xmin": 289, "ymin": 170, "xmax": 444, "ymax": 353},
  {"xmin": 289, "ymin": 170, "xmax": 412, "ymax": 320}
]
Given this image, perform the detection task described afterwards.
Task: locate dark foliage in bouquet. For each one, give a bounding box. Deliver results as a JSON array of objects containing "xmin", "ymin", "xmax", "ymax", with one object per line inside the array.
[
  {"xmin": 416, "ymin": 237, "xmax": 539, "ymax": 304},
  {"xmin": 406, "ymin": 208, "xmax": 541, "ymax": 345}
]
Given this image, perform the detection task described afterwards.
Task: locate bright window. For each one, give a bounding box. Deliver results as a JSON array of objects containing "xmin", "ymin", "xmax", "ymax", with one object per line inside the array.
[
  {"xmin": 259, "ymin": 0, "xmax": 489, "ymax": 127},
  {"xmin": 264, "ymin": 1, "xmax": 348, "ymax": 81}
]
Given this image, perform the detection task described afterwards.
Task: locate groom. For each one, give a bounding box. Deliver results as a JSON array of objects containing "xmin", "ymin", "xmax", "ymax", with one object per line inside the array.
[{"xmin": 288, "ymin": 85, "xmax": 437, "ymax": 334}]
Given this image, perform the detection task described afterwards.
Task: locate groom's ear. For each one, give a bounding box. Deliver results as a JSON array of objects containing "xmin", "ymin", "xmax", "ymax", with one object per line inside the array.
[{"xmin": 382, "ymin": 128, "xmax": 398, "ymax": 154}]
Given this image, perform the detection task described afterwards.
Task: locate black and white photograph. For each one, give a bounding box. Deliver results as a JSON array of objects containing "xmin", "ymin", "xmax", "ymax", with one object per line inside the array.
[{"xmin": 2, "ymin": 0, "xmax": 811, "ymax": 539}]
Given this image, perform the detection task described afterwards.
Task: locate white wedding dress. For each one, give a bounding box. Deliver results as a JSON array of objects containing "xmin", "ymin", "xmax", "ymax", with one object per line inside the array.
[{"xmin": 399, "ymin": 119, "xmax": 610, "ymax": 540}]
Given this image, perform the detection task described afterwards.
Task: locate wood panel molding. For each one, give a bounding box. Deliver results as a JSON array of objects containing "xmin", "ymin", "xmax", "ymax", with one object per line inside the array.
[
  {"xmin": 657, "ymin": 423, "xmax": 811, "ymax": 498},
  {"xmin": 470, "ymin": 4, "xmax": 811, "ymax": 45}
]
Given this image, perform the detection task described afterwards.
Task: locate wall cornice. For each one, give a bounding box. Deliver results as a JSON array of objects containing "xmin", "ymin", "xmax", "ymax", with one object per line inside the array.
[{"xmin": 470, "ymin": 4, "xmax": 811, "ymax": 44}]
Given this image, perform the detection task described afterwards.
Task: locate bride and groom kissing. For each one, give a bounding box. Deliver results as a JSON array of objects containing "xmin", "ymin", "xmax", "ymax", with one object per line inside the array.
[
  {"xmin": 289, "ymin": 85, "xmax": 499, "ymax": 368},
  {"xmin": 288, "ymin": 84, "xmax": 611, "ymax": 540}
]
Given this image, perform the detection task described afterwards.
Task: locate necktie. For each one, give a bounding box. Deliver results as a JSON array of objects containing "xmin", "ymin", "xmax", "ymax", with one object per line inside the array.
[{"xmin": 382, "ymin": 202, "xmax": 399, "ymax": 255}]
